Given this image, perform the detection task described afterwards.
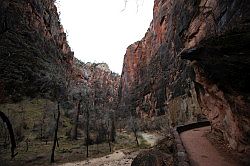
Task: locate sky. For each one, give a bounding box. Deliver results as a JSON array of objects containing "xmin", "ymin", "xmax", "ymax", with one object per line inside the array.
[{"xmin": 56, "ymin": 0, "xmax": 154, "ymax": 74}]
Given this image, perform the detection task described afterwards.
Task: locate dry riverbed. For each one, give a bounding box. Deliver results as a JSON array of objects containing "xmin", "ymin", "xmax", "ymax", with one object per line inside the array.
[
  {"xmin": 58, "ymin": 150, "xmax": 139, "ymax": 166},
  {"xmin": 58, "ymin": 132, "xmax": 163, "ymax": 166}
]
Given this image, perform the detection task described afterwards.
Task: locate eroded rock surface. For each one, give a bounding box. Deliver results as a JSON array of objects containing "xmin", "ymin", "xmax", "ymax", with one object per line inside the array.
[
  {"xmin": 0, "ymin": 0, "xmax": 120, "ymax": 109},
  {"xmin": 120, "ymin": 0, "xmax": 203, "ymax": 126},
  {"xmin": 71, "ymin": 58, "xmax": 120, "ymax": 110},
  {"xmin": 179, "ymin": 0, "xmax": 250, "ymax": 152},
  {"xmin": 0, "ymin": 0, "xmax": 73, "ymax": 102},
  {"xmin": 120, "ymin": 0, "xmax": 250, "ymax": 151}
]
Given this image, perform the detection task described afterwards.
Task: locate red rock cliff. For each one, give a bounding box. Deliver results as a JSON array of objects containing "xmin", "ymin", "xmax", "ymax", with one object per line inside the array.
[
  {"xmin": 71, "ymin": 58, "xmax": 120, "ymax": 111},
  {"xmin": 120, "ymin": 0, "xmax": 203, "ymax": 124},
  {"xmin": 0, "ymin": 0, "xmax": 120, "ymax": 112},
  {"xmin": 0, "ymin": 0, "xmax": 73, "ymax": 102},
  {"xmin": 120, "ymin": 0, "xmax": 250, "ymax": 152}
]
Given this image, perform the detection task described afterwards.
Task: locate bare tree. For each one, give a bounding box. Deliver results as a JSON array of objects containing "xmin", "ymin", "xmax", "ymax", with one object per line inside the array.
[
  {"xmin": 95, "ymin": 122, "xmax": 101, "ymax": 154},
  {"xmin": 0, "ymin": 111, "xmax": 17, "ymax": 158},
  {"xmin": 129, "ymin": 116, "xmax": 140, "ymax": 147},
  {"xmin": 25, "ymin": 138, "xmax": 29, "ymax": 152},
  {"xmin": 105, "ymin": 119, "xmax": 112, "ymax": 152},
  {"xmin": 0, "ymin": 121, "xmax": 9, "ymax": 149},
  {"xmin": 121, "ymin": 0, "xmax": 143, "ymax": 12},
  {"xmin": 86, "ymin": 100, "xmax": 90, "ymax": 157},
  {"xmin": 103, "ymin": 111, "xmax": 116, "ymax": 152},
  {"xmin": 72, "ymin": 93, "xmax": 82, "ymax": 140},
  {"xmin": 40, "ymin": 111, "xmax": 46, "ymax": 140},
  {"xmin": 110, "ymin": 111, "xmax": 116, "ymax": 142},
  {"xmin": 50, "ymin": 101, "xmax": 60, "ymax": 163}
]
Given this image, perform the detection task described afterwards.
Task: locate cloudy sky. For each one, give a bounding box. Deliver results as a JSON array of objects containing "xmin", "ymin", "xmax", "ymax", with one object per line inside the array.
[{"xmin": 56, "ymin": 0, "xmax": 154, "ymax": 74}]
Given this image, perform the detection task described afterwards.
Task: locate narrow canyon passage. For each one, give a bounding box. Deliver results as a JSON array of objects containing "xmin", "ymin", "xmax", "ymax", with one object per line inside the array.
[
  {"xmin": 0, "ymin": 0, "xmax": 249, "ymax": 165},
  {"xmin": 180, "ymin": 126, "xmax": 238, "ymax": 166}
]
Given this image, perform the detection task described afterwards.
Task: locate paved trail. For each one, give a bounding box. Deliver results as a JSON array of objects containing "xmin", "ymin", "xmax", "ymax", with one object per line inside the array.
[{"xmin": 180, "ymin": 126, "xmax": 238, "ymax": 166}]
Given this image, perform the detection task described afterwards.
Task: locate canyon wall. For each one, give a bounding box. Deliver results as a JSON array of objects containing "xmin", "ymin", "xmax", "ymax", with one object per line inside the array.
[
  {"xmin": 120, "ymin": 0, "xmax": 203, "ymax": 125},
  {"xmin": 0, "ymin": 0, "xmax": 73, "ymax": 103},
  {"xmin": 0, "ymin": 0, "xmax": 120, "ymax": 150},
  {"xmin": 71, "ymin": 58, "xmax": 120, "ymax": 111},
  {"xmin": 120, "ymin": 0, "xmax": 250, "ymax": 152},
  {"xmin": 0, "ymin": 0, "xmax": 120, "ymax": 109}
]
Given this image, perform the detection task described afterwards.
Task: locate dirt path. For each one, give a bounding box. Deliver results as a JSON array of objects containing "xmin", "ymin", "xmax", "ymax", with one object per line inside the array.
[
  {"xmin": 59, "ymin": 150, "xmax": 139, "ymax": 166},
  {"xmin": 58, "ymin": 132, "xmax": 162, "ymax": 166},
  {"xmin": 180, "ymin": 126, "xmax": 238, "ymax": 166}
]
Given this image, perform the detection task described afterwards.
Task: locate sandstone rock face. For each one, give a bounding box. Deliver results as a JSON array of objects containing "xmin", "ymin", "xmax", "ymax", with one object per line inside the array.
[
  {"xmin": 0, "ymin": 0, "xmax": 120, "ymax": 110},
  {"xmin": 0, "ymin": 0, "xmax": 73, "ymax": 102},
  {"xmin": 120, "ymin": 0, "xmax": 250, "ymax": 151},
  {"xmin": 71, "ymin": 58, "xmax": 120, "ymax": 110},
  {"xmin": 120, "ymin": 0, "xmax": 202, "ymax": 125},
  {"xmin": 179, "ymin": 0, "xmax": 250, "ymax": 152}
]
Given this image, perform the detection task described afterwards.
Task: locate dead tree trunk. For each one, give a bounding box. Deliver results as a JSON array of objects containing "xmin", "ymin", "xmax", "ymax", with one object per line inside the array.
[
  {"xmin": 72, "ymin": 99, "xmax": 81, "ymax": 140},
  {"xmin": 133, "ymin": 130, "xmax": 139, "ymax": 147},
  {"xmin": 111, "ymin": 114, "xmax": 116, "ymax": 142},
  {"xmin": 108, "ymin": 132, "xmax": 112, "ymax": 152},
  {"xmin": 40, "ymin": 113, "xmax": 46, "ymax": 141},
  {"xmin": 0, "ymin": 111, "xmax": 17, "ymax": 158},
  {"xmin": 25, "ymin": 138, "xmax": 29, "ymax": 152},
  {"xmin": 86, "ymin": 105, "xmax": 89, "ymax": 158},
  {"xmin": 108, "ymin": 139, "xmax": 112, "ymax": 152},
  {"xmin": 1, "ymin": 122, "xmax": 9, "ymax": 149},
  {"xmin": 51, "ymin": 102, "xmax": 60, "ymax": 163},
  {"xmin": 56, "ymin": 138, "xmax": 59, "ymax": 147},
  {"xmin": 106, "ymin": 121, "xmax": 112, "ymax": 152},
  {"xmin": 40, "ymin": 118, "xmax": 44, "ymax": 141}
]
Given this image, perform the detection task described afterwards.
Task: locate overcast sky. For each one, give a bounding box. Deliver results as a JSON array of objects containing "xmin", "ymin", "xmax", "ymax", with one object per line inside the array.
[{"xmin": 56, "ymin": 0, "xmax": 154, "ymax": 74}]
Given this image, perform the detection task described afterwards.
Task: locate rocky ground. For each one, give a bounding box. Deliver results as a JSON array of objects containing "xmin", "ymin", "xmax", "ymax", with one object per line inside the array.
[
  {"xmin": 58, "ymin": 132, "xmax": 163, "ymax": 166},
  {"xmin": 138, "ymin": 132, "xmax": 164, "ymax": 147}
]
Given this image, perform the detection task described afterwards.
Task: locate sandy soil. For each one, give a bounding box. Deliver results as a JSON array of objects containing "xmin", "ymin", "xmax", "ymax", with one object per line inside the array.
[
  {"xmin": 58, "ymin": 132, "xmax": 162, "ymax": 166},
  {"xmin": 139, "ymin": 132, "xmax": 164, "ymax": 146},
  {"xmin": 58, "ymin": 150, "xmax": 139, "ymax": 166},
  {"xmin": 180, "ymin": 126, "xmax": 239, "ymax": 166}
]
